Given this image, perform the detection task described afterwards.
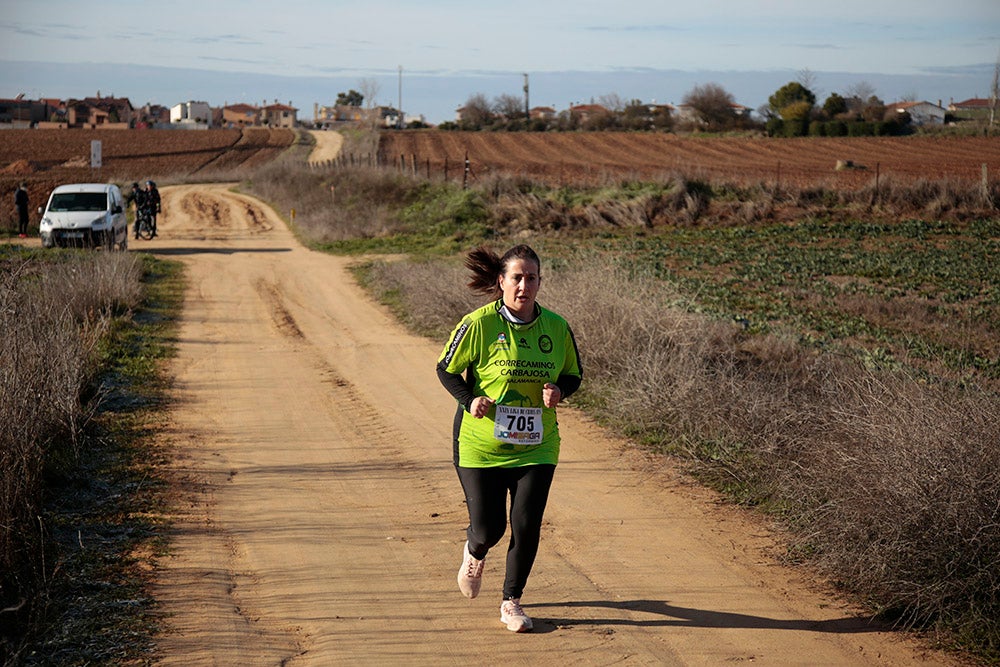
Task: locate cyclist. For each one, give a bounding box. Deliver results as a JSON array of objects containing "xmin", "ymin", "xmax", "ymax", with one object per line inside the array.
[
  {"xmin": 126, "ymin": 182, "xmax": 148, "ymax": 239},
  {"xmin": 145, "ymin": 180, "xmax": 161, "ymax": 237}
]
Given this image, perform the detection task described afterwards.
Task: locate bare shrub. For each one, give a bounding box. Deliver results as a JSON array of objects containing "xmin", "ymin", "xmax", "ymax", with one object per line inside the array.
[
  {"xmin": 248, "ymin": 161, "xmax": 420, "ymax": 242},
  {"xmin": 356, "ymin": 257, "xmax": 481, "ymax": 339},
  {"xmin": 790, "ymin": 374, "xmax": 999, "ymax": 637}
]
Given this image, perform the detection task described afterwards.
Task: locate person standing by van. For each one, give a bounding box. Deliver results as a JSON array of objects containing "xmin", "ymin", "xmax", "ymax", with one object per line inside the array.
[
  {"xmin": 14, "ymin": 182, "xmax": 29, "ymax": 238},
  {"xmin": 145, "ymin": 180, "xmax": 161, "ymax": 237},
  {"xmin": 127, "ymin": 182, "xmax": 147, "ymax": 239}
]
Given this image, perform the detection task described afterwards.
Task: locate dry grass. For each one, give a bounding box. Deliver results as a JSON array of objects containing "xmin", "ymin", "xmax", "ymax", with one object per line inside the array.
[
  {"xmin": 358, "ymin": 251, "xmax": 999, "ymax": 659},
  {"xmin": 249, "ymin": 161, "xmax": 422, "ymax": 242},
  {"xmin": 0, "ymin": 249, "xmax": 143, "ymax": 658}
]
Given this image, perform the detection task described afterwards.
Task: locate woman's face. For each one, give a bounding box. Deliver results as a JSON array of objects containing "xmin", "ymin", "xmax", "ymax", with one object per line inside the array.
[{"xmin": 499, "ymin": 257, "xmax": 540, "ymax": 319}]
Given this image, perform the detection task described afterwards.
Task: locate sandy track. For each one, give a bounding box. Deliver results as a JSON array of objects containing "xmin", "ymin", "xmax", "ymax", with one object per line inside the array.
[
  {"xmin": 147, "ymin": 184, "xmax": 957, "ymax": 665},
  {"xmin": 307, "ymin": 131, "xmax": 344, "ymax": 164}
]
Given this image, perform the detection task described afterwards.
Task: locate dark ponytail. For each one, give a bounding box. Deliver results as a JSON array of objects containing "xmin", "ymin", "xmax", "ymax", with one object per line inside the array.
[{"xmin": 464, "ymin": 244, "xmax": 541, "ymax": 299}]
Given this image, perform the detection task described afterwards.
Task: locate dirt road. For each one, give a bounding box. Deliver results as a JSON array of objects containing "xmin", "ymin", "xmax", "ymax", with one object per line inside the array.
[
  {"xmin": 148, "ymin": 184, "xmax": 956, "ymax": 665},
  {"xmin": 307, "ymin": 130, "xmax": 344, "ymax": 164}
]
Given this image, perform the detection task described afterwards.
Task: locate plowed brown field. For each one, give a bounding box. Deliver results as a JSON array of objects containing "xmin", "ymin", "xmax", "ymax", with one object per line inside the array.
[
  {"xmin": 1, "ymin": 128, "xmax": 294, "ymax": 230},
  {"xmin": 381, "ymin": 131, "xmax": 1000, "ymax": 188}
]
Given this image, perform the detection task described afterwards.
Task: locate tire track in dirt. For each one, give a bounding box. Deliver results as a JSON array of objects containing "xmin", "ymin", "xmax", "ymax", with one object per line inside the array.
[{"xmin": 255, "ymin": 278, "xmax": 304, "ymax": 339}]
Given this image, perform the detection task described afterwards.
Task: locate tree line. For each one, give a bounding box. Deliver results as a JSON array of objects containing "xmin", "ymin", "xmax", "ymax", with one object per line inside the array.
[{"xmin": 431, "ymin": 79, "xmax": 922, "ymax": 136}]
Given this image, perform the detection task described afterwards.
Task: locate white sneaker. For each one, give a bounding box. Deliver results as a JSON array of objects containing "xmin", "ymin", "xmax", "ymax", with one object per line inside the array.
[
  {"xmin": 457, "ymin": 541, "xmax": 484, "ymax": 598},
  {"xmin": 500, "ymin": 598, "xmax": 533, "ymax": 632}
]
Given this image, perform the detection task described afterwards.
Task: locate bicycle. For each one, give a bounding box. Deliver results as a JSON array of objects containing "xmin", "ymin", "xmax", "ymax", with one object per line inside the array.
[{"xmin": 134, "ymin": 207, "xmax": 155, "ymax": 240}]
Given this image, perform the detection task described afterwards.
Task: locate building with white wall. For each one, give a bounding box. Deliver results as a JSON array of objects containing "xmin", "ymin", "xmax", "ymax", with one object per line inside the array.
[{"xmin": 170, "ymin": 100, "xmax": 212, "ymax": 126}]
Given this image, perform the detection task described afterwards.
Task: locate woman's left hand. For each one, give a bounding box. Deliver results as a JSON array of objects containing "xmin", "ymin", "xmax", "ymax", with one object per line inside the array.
[{"xmin": 542, "ymin": 383, "xmax": 562, "ymax": 408}]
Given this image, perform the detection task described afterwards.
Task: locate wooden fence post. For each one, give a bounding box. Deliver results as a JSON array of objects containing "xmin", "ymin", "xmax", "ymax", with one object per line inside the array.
[{"xmin": 983, "ymin": 163, "xmax": 993, "ymax": 207}]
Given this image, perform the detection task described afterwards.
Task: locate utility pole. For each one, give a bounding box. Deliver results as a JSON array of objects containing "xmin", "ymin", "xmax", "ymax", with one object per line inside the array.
[
  {"xmin": 398, "ymin": 65, "xmax": 403, "ymax": 129},
  {"xmin": 523, "ymin": 73, "xmax": 530, "ymax": 121},
  {"xmin": 990, "ymin": 50, "xmax": 999, "ymax": 128}
]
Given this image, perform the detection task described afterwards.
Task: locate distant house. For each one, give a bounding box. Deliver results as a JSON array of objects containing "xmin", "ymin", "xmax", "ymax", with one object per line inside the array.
[
  {"xmin": 0, "ymin": 95, "xmax": 48, "ymax": 127},
  {"xmin": 948, "ymin": 97, "xmax": 998, "ymax": 122},
  {"xmin": 646, "ymin": 103, "xmax": 677, "ymax": 115},
  {"xmin": 221, "ymin": 103, "xmax": 260, "ymax": 128},
  {"xmin": 261, "ymin": 101, "xmax": 298, "ymax": 128},
  {"xmin": 949, "ymin": 97, "xmax": 993, "ymax": 113},
  {"xmin": 672, "ymin": 103, "xmax": 701, "ymax": 124},
  {"xmin": 569, "ymin": 104, "xmax": 610, "ymax": 124},
  {"xmin": 314, "ymin": 103, "xmax": 372, "ymax": 128},
  {"xmin": 890, "ymin": 100, "xmax": 946, "ymax": 126},
  {"xmin": 78, "ymin": 93, "xmax": 134, "ymax": 126},
  {"xmin": 674, "ymin": 102, "xmax": 751, "ymax": 125},
  {"xmin": 135, "ymin": 103, "xmax": 170, "ymax": 128},
  {"xmin": 529, "ymin": 106, "xmax": 557, "ymax": 121},
  {"xmin": 66, "ymin": 100, "xmax": 109, "ymax": 127},
  {"xmin": 170, "ymin": 100, "xmax": 212, "ymax": 127},
  {"xmin": 730, "ymin": 103, "xmax": 752, "ymax": 118}
]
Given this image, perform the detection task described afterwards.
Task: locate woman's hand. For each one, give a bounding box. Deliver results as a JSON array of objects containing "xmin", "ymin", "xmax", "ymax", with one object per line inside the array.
[
  {"xmin": 542, "ymin": 383, "xmax": 562, "ymax": 408},
  {"xmin": 469, "ymin": 396, "xmax": 495, "ymax": 418}
]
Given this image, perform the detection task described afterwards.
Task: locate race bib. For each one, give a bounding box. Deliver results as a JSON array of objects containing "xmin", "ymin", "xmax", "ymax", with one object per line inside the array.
[{"xmin": 494, "ymin": 405, "xmax": 543, "ymax": 446}]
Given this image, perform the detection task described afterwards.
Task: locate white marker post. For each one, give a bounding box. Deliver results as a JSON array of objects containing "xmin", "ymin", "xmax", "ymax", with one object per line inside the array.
[{"xmin": 90, "ymin": 140, "xmax": 102, "ymax": 170}]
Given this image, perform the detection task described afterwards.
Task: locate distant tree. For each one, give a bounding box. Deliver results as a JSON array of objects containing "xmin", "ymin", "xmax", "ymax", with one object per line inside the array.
[
  {"xmin": 336, "ymin": 90, "xmax": 364, "ymax": 107},
  {"xmin": 844, "ymin": 81, "xmax": 877, "ymax": 116},
  {"xmin": 860, "ymin": 96, "xmax": 887, "ymax": 122},
  {"xmin": 682, "ymin": 82, "xmax": 737, "ymax": 130},
  {"xmin": 797, "ymin": 68, "xmax": 822, "ymax": 99},
  {"xmin": 597, "ymin": 93, "xmax": 627, "ymax": 113},
  {"xmin": 650, "ymin": 104, "xmax": 673, "ymax": 130},
  {"xmin": 822, "ymin": 92, "xmax": 848, "ymax": 118},
  {"xmin": 460, "ymin": 93, "xmax": 493, "ymax": 129},
  {"xmin": 780, "ymin": 101, "xmax": 813, "ymax": 136},
  {"xmin": 357, "ymin": 78, "xmax": 380, "ymax": 128},
  {"xmin": 492, "ymin": 93, "xmax": 524, "ymax": 120},
  {"xmin": 580, "ymin": 107, "xmax": 616, "ymax": 131},
  {"xmin": 756, "ymin": 103, "xmax": 776, "ymax": 122},
  {"xmin": 619, "ymin": 100, "xmax": 647, "ymax": 130},
  {"xmin": 768, "ymin": 82, "xmax": 816, "ymax": 119}
]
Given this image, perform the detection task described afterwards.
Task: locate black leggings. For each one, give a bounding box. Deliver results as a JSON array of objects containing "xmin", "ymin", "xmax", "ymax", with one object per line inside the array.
[{"xmin": 456, "ymin": 464, "xmax": 555, "ymax": 600}]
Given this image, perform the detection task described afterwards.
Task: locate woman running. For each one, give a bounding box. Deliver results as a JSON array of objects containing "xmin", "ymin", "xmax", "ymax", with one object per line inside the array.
[{"xmin": 436, "ymin": 244, "xmax": 582, "ymax": 632}]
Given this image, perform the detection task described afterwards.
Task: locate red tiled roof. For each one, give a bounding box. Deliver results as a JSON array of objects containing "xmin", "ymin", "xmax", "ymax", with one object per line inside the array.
[{"xmin": 951, "ymin": 98, "xmax": 992, "ymax": 109}]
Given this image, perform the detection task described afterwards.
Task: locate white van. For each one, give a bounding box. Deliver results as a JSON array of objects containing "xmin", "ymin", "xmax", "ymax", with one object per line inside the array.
[{"xmin": 38, "ymin": 183, "xmax": 128, "ymax": 250}]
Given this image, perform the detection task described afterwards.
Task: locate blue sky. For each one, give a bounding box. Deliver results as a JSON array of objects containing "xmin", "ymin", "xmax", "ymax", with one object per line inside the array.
[{"xmin": 2, "ymin": 0, "xmax": 998, "ymax": 123}]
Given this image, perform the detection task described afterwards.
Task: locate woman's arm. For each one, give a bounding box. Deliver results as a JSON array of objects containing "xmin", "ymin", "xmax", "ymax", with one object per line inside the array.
[{"xmin": 436, "ymin": 362, "xmax": 475, "ymax": 411}]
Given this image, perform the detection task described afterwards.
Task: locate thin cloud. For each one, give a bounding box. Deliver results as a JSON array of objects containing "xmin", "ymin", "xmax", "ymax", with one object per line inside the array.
[
  {"xmin": 785, "ymin": 43, "xmax": 843, "ymax": 50},
  {"xmin": 199, "ymin": 55, "xmax": 270, "ymax": 65},
  {"xmin": 188, "ymin": 34, "xmax": 263, "ymax": 46},
  {"xmin": 1, "ymin": 21, "xmax": 76, "ymax": 39},
  {"xmin": 586, "ymin": 24, "xmax": 686, "ymax": 33},
  {"xmin": 919, "ymin": 62, "xmax": 992, "ymax": 76}
]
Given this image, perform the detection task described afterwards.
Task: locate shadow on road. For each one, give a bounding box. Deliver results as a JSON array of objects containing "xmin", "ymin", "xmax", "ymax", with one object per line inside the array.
[
  {"xmin": 531, "ymin": 599, "xmax": 887, "ymax": 635},
  {"xmin": 133, "ymin": 247, "xmax": 293, "ymax": 256}
]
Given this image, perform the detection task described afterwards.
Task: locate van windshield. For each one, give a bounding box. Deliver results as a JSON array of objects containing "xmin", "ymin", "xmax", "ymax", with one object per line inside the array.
[{"xmin": 48, "ymin": 192, "xmax": 108, "ymax": 212}]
